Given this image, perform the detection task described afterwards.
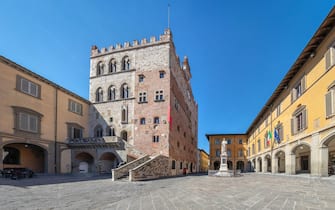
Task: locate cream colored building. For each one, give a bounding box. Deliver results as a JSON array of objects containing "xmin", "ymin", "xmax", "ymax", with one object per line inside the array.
[
  {"xmin": 246, "ymin": 7, "xmax": 335, "ymax": 176},
  {"xmin": 0, "ymin": 56, "xmax": 90, "ymax": 174}
]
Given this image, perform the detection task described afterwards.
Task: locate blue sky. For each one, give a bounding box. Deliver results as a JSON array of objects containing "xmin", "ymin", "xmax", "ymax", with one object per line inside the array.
[{"xmin": 0, "ymin": 1, "xmax": 334, "ymax": 153}]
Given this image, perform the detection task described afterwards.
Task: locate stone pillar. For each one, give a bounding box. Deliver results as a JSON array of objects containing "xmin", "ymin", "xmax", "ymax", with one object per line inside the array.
[
  {"xmin": 287, "ymin": 153, "xmax": 296, "ymax": 175},
  {"xmin": 311, "ymin": 133, "xmax": 320, "ymax": 176},
  {"xmin": 272, "ymin": 156, "xmax": 278, "ymax": 174},
  {"xmin": 262, "ymin": 157, "xmax": 267, "ymax": 173},
  {"xmin": 0, "ymin": 146, "xmax": 3, "ymax": 169},
  {"xmin": 319, "ymin": 146, "xmax": 329, "ymax": 177}
]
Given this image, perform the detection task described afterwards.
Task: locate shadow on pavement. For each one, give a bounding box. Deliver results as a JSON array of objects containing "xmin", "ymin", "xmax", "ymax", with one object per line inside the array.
[{"xmin": 0, "ymin": 174, "xmax": 112, "ymax": 188}]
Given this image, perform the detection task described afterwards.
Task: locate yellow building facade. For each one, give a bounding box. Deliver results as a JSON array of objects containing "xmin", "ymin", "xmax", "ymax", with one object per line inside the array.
[
  {"xmin": 206, "ymin": 134, "xmax": 248, "ymax": 172},
  {"xmin": 247, "ymin": 7, "xmax": 335, "ymax": 176},
  {"xmin": 0, "ymin": 56, "xmax": 90, "ymax": 174},
  {"xmin": 198, "ymin": 149, "xmax": 209, "ymax": 172}
]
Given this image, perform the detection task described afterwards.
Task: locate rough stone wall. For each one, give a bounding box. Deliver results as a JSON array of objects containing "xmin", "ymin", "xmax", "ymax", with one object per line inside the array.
[
  {"xmin": 112, "ymin": 155, "xmax": 150, "ymax": 180},
  {"xmin": 129, "ymin": 155, "xmax": 170, "ymax": 181},
  {"xmin": 168, "ymin": 49, "xmax": 198, "ymax": 173},
  {"xmin": 89, "ymin": 30, "xmax": 198, "ymax": 174}
]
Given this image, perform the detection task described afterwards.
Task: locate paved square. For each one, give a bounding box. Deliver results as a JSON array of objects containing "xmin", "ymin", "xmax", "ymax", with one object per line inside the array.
[{"xmin": 1, "ymin": 174, "xmax": 335, "ymax": 209}]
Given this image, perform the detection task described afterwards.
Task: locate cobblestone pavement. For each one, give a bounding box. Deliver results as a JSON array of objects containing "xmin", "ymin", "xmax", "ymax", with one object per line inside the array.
[{"xmin": 1, "ymin": 173, "xmax": 335, "ymax": 210}]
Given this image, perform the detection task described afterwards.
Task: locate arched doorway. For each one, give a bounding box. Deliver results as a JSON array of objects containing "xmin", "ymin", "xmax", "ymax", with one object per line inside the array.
[
  {"xmin": 265, "ymin": 154, "xmax": 271, "ymax": 172},
  {"xmin": 257, "ymin": 157, "xmax": 262, "ymax": 172},
  {"xmin": 275, "ymin": 150, "xmax": 285, "ymax": 173},
  {"xmin": 236, "ymin": 161, "xmax": 244, "ymax": 172},
  {"xmin": 213, "ymin": 161, "xmax": 220, "ymax": 170},
  {"xmin": 98, "ymin": 152, "xmax": 118, "ymax": 174},
  {"xmin": 292, "ymin": 144, "xmax": 311, "ymax": 174},
  {"xmin": 252, "ymin": 159, "xmax": 256, "ymax": 172},
  {"xmin": 227, "ymin": 160, "xmax": 233, "ymax": 170},
  {"xmin": 3, "ymin": 143, "xmax": 47, "ymax": 173},
  {"xmin": 75, "ymin": 152, "xmax": 94, "ymax": 173}
]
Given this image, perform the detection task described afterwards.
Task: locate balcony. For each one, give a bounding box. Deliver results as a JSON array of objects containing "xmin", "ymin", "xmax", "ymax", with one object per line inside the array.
[{"xmin": 67, "ymin": 136, "xmax": 123, "ymax": 147}]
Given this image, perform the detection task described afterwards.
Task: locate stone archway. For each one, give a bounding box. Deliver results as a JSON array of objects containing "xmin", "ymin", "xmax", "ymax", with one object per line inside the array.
[
  {"xmin": 274, "ymin": 150, "xmax": 285, "ymax": 173},
  {"xmin": 264, "ymin": 154, "xmax": 271, "ymax": 172},
  {"xmin": 252, "ymin": 159, "xmax": 256, "ymax": 172},
  {"xmin": 236, "ymin": 161, "xmax": 244, "ymax": 172},
  {"xmin": 75, "ymin": 152, "xmax": 94, "ymax": 173},
  {"xmin": 213, "ymin": 161, "xmax": 220, "ymax": 170},
  {"xmin": 98, "ymin": 152, "xmax": 118, "ymax": 174},
  {"xmin": 3, "ymin": 143, "xmax": 47, "ymax": 173},
  {"xmin": 227, "ymin": 160, "xmax": 233, "ymax": 170},
  {"xmin": 320, "ymin": 132, "xmax": 335, "ymax": 176},
  {"xmin": 291, "ymin": 144, "xmax": 311, "ymax": 174},
  {"xmin": 257, "ymin": 157, "xmax": 262, "ymax": 172}
]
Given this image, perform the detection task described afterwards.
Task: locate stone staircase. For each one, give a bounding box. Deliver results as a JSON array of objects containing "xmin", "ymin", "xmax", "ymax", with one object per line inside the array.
[{"xmin": 112, "ymin": 154, "xmax": 170, "ymax": 181}]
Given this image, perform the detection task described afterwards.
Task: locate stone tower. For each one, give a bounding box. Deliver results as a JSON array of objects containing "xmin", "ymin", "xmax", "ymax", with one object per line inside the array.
[{"xmin": 89, "ymin": 29, "xmax": 198, "ymax": 173}]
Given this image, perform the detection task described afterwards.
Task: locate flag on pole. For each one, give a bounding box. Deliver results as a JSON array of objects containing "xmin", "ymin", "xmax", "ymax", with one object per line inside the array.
[
  {"xmin": 274, "ymin": 128, "xmax": 280, "ymax": 144},
  {"xmin": 266, "ymin": 130, "xmax": 272, "ymax": 146}
]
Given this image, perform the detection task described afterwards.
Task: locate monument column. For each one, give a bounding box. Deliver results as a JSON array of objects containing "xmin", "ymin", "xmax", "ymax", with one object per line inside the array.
[{"xmin": 215, "ymin": 138, "xmax": 231, "ymax": 176}]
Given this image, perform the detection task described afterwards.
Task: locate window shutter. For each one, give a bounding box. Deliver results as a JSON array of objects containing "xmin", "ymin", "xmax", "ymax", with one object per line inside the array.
[
  {"xmin": 301, "ymin": 76, "xmax": 306, "ymax": 93},
  {"xmin": 325, "ymin": 90, "xmax": 334, "ymax": 117},
  {"xmin": 19, "ymin": 113, "xmax": 28, "ymax": 130},
  {"xmin": 291, "ymin": 89, "xmax": 296, "ymax": 103},
  {"xmin": 21, "ymin": 78, "xmax": 29, "ymax": 93},
  {"xmin": 302, "ymin": 109, "xmax": 307, "ymax": 130},
  {"xmin": 279, "ymin": 126, "xmax": 284, "ymax": 141},
  {"xmin": 291, "ymin": 118, "xmax": 296, "ymax": 135},
  {"xmin": 29, "ymin": 115, "xmax": 38, "ymax": 132},
  {"xmin": 325, "ymin": 47, "xmax": 335, "ymax": 71}
]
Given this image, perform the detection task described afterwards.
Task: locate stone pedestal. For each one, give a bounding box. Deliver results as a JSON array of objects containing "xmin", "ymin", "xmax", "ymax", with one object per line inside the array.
[{"xmin": 215, "ymin": 139, "xmax": 231, "ymax": 177}]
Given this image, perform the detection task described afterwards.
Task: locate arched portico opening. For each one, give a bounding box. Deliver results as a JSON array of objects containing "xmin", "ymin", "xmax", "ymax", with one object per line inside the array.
[
  {"xmin": 227, "ymin": 160, "xmax": 233, "ymax": 170},
  {"xmin": 321, "ymin": 133, "xmax": 335, "ymax": 176},
  {"xmin": 75, "ymin": 152, "xmax": 94, "ymax": 173},
  {"xmin": 247, "ymin": 160, "xmax": 253, "ymax": 172},
  {"xmin": 213, "ymin": 161, "xmax": 220, "ymax": 170},
  {"xmin": 275, "ymin": 150, "xmax": 285, "ymax": 173},
  {"xmin": 292, "ymin": 144, "xmax": 311, "ymax": 174},
  {"xmin": 3, "ymin": 143, "xmax": 47, "ymax": 173},
  {"xmin": 264, "ymin": 154, "xmax": 271, "ymax": 172},
  {"xmin": 257, "ymin": 157, "xmax": 262, "ymax": 172},
  {"xmin": 252, "ymin": 159, "xmax": 256, "ymax": 172},
  {"xmin": 236, "ymin": 161, "xmax": 244, "ymax": 172},
  {"xmin": 98, "ymin": 152, "xmax": 118, "ymax": 174}
]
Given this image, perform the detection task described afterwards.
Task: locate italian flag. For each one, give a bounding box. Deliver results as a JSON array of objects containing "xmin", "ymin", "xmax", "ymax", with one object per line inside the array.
[{"xmin": 267, "ymin": 130, "xmax": 272, "ymax": 146}]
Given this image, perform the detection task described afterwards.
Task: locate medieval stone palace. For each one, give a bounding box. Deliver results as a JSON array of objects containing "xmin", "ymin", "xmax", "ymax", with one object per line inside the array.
[{"xmin": 0, "ymin": 29, "xmax": 198, "ymax": 180}]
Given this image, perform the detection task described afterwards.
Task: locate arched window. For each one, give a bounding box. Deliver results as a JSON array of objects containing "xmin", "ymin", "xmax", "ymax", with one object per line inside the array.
[
  {"xmin": 108, "ymin": 86, "xmax": 116, "ymax": 101},
  {"xmin": 121, "ymin": 56, "xmax": 130, "ymax": 71},
  {"xmin": 121, "ymin": 130, "xmax": 128, "ymax": 141},
  {"xmin": 121, "ymin": 106, "xmax": 128, "ymax": 123},
  {"xmin": 97, "ymin": 61, "xmax": 104, "ymax": 76},
  {"xmin": 121, "ymin": 84, "xmax": 129, "ymax": 99},
  {"xmin": 106, "ymin": 127, "xmax": 115, "ymax": 136},
  {"xmin": 95, "ymin": 87, "xmax": 103, "ymax": 102},
  {"xmin": 109, "ymin": 59, "xmax": 117, "ymax": 73},
  {"xmin": 94, "ymin": 125, "xmax": 103, "ymax": 137}
]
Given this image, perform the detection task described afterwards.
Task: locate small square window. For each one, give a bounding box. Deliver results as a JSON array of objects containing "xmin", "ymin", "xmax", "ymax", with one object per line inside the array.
[
  {"xmin": 109, "ymin": 117, "xmax": 113, "ymax": 122},
  {"xmin": 140, "ymin": 118, "xmax": 146, "ymax": 125},
  {"xmin": 159, "ymin": 71, "xmax": 165, "ymax": 78},
  {"xmin": 139, "ymin": 75, "xmax": 144, "ymax": 83},
  {"xmin": 154, "ymin": 117, "xmax": 160, "ymax": 124}
]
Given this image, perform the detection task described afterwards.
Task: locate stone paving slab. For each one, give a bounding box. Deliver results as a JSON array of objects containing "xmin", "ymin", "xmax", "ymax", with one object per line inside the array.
[{"xmin": 1, "ymin": 173, "xmax": 335, "ymax": 209}]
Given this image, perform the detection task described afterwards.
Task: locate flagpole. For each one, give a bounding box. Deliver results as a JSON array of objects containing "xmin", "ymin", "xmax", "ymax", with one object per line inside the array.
[{"xmin": 270, "ymin": 104, "xmax": 274, "ymax": 173}]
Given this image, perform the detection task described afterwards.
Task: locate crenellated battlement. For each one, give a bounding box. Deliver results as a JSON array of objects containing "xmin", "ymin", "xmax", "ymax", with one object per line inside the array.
[{"xmin": 91, "ymin": 28, "xmax": 172, "ymax": 57}]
